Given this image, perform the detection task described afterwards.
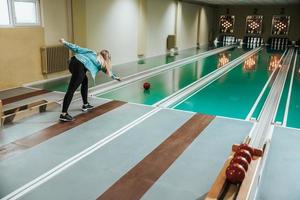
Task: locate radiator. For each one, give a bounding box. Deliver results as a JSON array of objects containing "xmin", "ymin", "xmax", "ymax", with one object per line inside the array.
[{"xmin": 41, "ymin": 46, "xmax": 70, "ymax": 74}]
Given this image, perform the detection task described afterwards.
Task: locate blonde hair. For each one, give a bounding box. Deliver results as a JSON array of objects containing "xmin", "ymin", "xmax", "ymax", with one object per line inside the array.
[
  {"xmin": 97, "ymin": 50, "xmax": 111, "ymax": 74},
  {"xmin": 98, "ymin": 50, "xmax": 111, "ymax": 61}
]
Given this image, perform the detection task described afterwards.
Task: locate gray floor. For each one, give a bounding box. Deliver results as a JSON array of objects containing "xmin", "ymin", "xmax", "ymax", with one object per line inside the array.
[
  {"xmin": 0, "ymin": 102, "xmax": 153, "ymax": 198},
  {"xmin": 18, "ymin": 109, "xmax": 194, "ymax": 200},
  {"xmin": 256, "ymin": 126, "xmax": 300, "ymax": 200},
  {"xmin": 0, "ymin": 113, "xmax": 254, "ymax": 200},
  {"xmin": 2, "ymin": 91, "xmax": 297, "ymax": 199},
  {"xmin": 0, "ymin": 97, "xmax": 109, "ymax": 147},
  {"xmin": 142, "ymin": 117, "xmax": 253, "ymax": 200}
]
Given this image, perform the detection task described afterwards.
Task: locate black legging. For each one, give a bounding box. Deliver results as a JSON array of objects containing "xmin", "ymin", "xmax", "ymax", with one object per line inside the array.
[{"xmin": 62, "ymin": 56, "xmax": 88, "ymax": 113}]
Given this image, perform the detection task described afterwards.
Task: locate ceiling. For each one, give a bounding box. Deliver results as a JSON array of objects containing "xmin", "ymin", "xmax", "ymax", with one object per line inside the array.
[{"xmin": 183, "ymin": 0, "xmax": 300, "ymax": 5}]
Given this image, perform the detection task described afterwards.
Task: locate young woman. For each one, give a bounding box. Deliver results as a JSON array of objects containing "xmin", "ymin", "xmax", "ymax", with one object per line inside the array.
[{"xmin": 59, "ymin": 38, "xmax": 121, "ymax": 122}]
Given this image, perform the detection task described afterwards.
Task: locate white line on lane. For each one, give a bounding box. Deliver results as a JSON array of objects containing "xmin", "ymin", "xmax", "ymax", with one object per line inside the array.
[{"xmin": 283, "ymin": 52, "xmax": 298, "ymax": 126}]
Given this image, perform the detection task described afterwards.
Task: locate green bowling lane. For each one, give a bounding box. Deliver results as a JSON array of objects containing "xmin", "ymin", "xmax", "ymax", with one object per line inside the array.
[
  {"xmin": 174, "ymin": 48, "xmax": 275, "ymax": 119},
  {"xmin": 98, "ymin": 48, "xmax": 247, "ymax": 105},
  {"xmin": 287, "ymin": 52, "xmax": 300, "ymax": 129},
  {"xmin": 31, "ymin": 46, "xmax": 214, "ymax": 92}
]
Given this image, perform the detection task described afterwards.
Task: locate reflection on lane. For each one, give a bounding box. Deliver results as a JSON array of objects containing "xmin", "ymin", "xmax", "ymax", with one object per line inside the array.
[
  {"xmin": 174, "ymin": 48, "xmax": 277, "ymax": 119},
  {"xmin": 218, "ymin": 52, "xmax": 231, "ymax": 68},
  {"xmin": 243, "ymin": 54, "xmax": 257, "ymax": 71},
  {"xmin": 98, "ymin": 48, "xmax": 246, "ymax": 105}
]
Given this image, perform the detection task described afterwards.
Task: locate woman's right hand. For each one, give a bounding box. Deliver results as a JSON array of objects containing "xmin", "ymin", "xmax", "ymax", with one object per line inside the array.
[{"xmin": 59, "ymin": 38, "xmax": 65, "ymax": 44}]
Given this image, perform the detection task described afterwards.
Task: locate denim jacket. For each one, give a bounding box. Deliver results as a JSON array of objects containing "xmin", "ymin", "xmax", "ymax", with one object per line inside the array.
[{"xmin": 63, "ymin": 41, "xmax": 117, "ymax": 80}]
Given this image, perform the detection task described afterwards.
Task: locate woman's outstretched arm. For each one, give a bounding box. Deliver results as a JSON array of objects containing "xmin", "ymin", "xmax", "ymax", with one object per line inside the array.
[{"xmin": 59, "ymin": 38, "xmax": 94, "ymax": 54}]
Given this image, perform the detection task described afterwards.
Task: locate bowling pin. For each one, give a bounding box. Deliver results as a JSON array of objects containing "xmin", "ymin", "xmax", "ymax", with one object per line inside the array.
[
  {"xmin": 279, "ymin": 38, "xmax": 282, "ymax": 48},
  {"xmin": 279, "ymin": 38, "xmax": 282, "ymax": 46},
  {"xmin": 270, "ymin": 39, "xmax": 273, "ymax": 49}
]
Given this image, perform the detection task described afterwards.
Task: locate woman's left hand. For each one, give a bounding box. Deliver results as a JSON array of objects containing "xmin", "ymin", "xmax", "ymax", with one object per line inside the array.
[{"xmin": 59, "ymin": 38, "xmax": 65, "ymax": 44}]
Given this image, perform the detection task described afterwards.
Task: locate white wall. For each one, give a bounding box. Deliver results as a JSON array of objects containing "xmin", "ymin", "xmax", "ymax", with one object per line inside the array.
[
  {"xmin": 199, "ymin": 6, "xmax": 215, "ymax": 45},
  {"xmin": 179, "ymin": 2, "xmax": 199, "ymax": 49},
  {"xmin": 82, "ymin": 0, "xmax": 211, "ymax": 64},
  {"xmin": 86, "ymin": 0, "xmax": 139, "ymax": 65},
  {"xmin": 41, "ymin": 0, "xmax": 69, "ymax": 45},
  {"xmin": 145, "ymin": 0, "xmax": 177, "ymax": 57}
]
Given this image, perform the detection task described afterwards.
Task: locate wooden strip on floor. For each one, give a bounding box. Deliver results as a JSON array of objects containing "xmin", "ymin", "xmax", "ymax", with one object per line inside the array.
[
  {"xmin": 0, "ymin": 100, "xmax": 126, "ymax": 160},
  {"xmin": 0, "ymin": 87, "xmax": 35, "ymax": 100},
  {"xmin": 1, "ymin": 89, "xmax": 50, "ymax": 105},
  {"xmin": 97, "ymin": 114, "xmax": 214, "ymax": 200}
]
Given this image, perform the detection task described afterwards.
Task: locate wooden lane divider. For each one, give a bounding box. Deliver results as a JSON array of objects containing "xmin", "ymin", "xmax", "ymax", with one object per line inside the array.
[
  {"xmin": 205, "ymin": 139, "xmax": 264, "ymax": 200},
  {"xmin": 1, "ymin": 100, "xmax": 59, "ymax": 127}
]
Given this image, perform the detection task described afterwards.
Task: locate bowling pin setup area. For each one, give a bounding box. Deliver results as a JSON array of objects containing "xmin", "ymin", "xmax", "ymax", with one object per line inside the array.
[{"xmin": 1, "ymin": 0, "xmax": 300, "ymax": 200}]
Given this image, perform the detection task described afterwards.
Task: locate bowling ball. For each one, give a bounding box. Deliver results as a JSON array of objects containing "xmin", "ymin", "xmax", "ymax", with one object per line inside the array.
[
  {"xmin": 143, "ymin": 82, "xmax": 150, "ymax": 90},
  {"xmin": 226, "ymin": 163, "xmax": 246, "ymax": 184},
  {"xmin": 234, "ymin": 149, "xmax": 252, "ymax": 163},
  {"xmin": 238, "ymin": 144, "xmax": 254, "ymax": 156},
  {"xmin": 230, "ymin": 156, "xmax": 249, "ymax": 171}
]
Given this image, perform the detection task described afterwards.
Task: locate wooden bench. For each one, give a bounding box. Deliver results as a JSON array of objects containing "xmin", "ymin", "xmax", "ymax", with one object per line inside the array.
[{"xmin": 0, "ymin": 99, "xmax": 59, "ymax": 127}]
